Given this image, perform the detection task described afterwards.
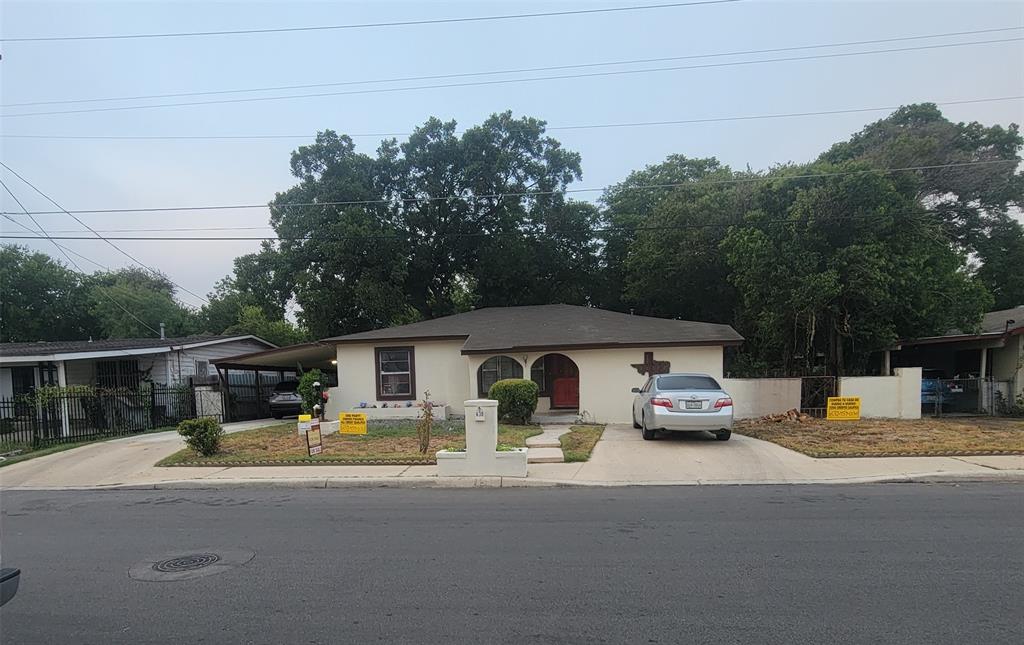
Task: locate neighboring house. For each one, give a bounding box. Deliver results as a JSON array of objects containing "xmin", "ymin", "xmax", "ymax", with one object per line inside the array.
[
  {"xmin": 317, "ymin": 304, "xmax": 743, "ymax": 424},
  {"xmin": 0, "ymin": 335, "xmax": 276, "ymax": 397},
  {"xmin": 890, "ymin": 305, "xmax": 1023, "ymax": 397}
]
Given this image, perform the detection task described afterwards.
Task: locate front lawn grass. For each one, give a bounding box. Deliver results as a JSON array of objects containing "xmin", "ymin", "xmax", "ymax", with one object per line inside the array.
[
  {"xmin": 559, "ymin": 425, "xmax": 605, "ymax": 462},
  {"xmin": 737, "ymin": 416, "xmax": 1024, "ymax": 457},
  {"xmin": 158, "ymin": 420, "xmax": 543, "ymax": 466}
]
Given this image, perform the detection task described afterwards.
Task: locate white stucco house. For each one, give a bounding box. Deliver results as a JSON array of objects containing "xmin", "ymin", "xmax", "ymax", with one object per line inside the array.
[
  {"xmin": 0, "ymin": 334, "xmax": 276, "ymax": 397},
  {"xmin": 311, "ymin": 304, "xmax": 743, "ymax": 424}
]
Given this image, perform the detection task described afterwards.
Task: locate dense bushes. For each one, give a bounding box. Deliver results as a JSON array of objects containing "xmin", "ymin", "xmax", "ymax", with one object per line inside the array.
[
  {"xmin": 297, "ymin": 369, "xmax": 324, "ymax": 414},
  {"xmin": 177, "ymin": 417, "xmax": 224, "ymax": 456},
  {"xmin": 488, "ymin": 379, "xmax": 539, "ymax": 425}
]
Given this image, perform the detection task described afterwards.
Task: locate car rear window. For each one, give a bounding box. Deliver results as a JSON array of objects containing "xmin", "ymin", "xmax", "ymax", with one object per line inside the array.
[
  {"xmin": 273, "ymin": 381, "xmax": 299, "ymax": 393},
  {"xmin": 657, "ymin": 375, "xmax": 720, "ymax": 391}
]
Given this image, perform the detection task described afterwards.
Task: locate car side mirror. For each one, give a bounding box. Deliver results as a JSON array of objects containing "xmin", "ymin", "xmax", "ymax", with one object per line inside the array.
[{"xmin": 630, "ymin": 388, "xmax": 641, "ymax": 393}]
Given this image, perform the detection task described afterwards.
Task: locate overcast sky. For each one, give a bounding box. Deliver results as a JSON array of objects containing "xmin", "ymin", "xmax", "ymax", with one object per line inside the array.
[{"xmin": 1, "ymin": 0, "xmax": 1022, "ymax": 310}]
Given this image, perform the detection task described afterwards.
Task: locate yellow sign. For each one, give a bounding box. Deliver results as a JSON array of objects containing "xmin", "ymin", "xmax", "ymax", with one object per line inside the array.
[
  {"xmin": 297, "ymin": 414, "xmax": 312, "ymax": 435},
  {"xmin": 339, "ymin": 413, "xmax": 368, "ymax": 435},
  {"xmin": 826, "ymin": 396, "xmax": 861, "ymax": 420}
]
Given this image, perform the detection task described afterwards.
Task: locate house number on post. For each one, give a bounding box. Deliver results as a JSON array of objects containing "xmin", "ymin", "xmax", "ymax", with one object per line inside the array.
[{"xmin": 475, "ymin": 406, "xmax": 485, "ymax": 422}]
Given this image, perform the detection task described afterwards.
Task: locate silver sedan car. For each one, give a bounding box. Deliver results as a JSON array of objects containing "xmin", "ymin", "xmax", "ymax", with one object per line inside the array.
[{"xmin": 631, "ymin": 373, "xmax": 733, "ymax": 441}]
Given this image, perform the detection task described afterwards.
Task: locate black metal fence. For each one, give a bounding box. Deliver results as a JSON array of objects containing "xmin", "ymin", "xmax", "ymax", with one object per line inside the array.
[
  {"xmin": 0, "ymin": 385, "xmax": 223, "ymax": 449},
  {"xmin": 800, "ymin": 376, "xmax": 837, "ymax": 418}
]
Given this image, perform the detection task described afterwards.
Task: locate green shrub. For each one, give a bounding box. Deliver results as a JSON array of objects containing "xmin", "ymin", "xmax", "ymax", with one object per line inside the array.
[
  {"xmin": 488, "ymin": 378, "xmax": 539, "ymax": 425},
  {"xmin": 297, "ymin": 369, "xmax": 324, "ymax": 414},
  {"xmin": 177, "ymin": 417, "xmax": 224, "ymax": 456}
]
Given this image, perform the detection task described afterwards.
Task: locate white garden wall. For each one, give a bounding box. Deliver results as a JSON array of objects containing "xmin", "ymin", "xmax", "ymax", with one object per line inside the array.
[
  {"xmin": 721, "ymin": 378, "xmax": 802, "ymax": 419},
  {"xmin": 838, "ymin": 367, "xmax": 921, "ymax": 419}
]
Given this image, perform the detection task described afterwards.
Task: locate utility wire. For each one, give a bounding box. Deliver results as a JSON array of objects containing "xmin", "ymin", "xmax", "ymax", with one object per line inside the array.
[
  {"xmin": 4, "ymin": 96, "xmax": 1020, "ymax": 145},
  {"xmin": 0, "ymin": 179, "xmax": 172, "ymax": 338},
  {"xmin": 0, "ymin": 161, "xmax": 210, "ymax": 306},
  {"xmin": 0, "ymin": 208, "xmax": 962, "ymax": 241},
  {"xmin": 1, "ymin": 212, "xmax": 113, "ymax": 270},
  {"xmin": 4, "ymin": 26, "xmax": 1017, "ymax": 109},
  {"xmin": 4, "ymin": 95, "xmax": 1020, "ymax": 142},
  {"xmin": 5, "ymin": 37, "xmax": 1021, "ymax": 119},
  {"xmin": 0, "ymin": 1, "xmax": 740, "ymax": 43},
  {"xmin": 2, "ymin": 160, "xmax": 1017, "ymax": 216}
]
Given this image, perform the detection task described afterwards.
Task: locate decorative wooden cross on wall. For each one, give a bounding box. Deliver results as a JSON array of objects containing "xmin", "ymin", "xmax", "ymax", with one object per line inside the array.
[{"xmin": 631, "ymin": 352, "xmax": 671, "ymax": 377}]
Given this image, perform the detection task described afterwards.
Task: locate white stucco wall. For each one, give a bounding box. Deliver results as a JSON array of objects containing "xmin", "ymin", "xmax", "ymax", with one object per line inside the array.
[
  {"xmin": 335, "ymin": 340, "xmax": 471, "ymax": 413},
  {"xmin": 720, "ymin": 378, "xmax": 802, "ymax": 419},
  {"xmin": 839, "ymin": 367, "xmax": 922, "ymax": 419}
]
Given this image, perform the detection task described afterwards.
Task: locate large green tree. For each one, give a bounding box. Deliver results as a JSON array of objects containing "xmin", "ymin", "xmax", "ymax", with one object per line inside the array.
[
  {"xmin": 262, "ymin": 112, "xmax": 598, "ymax": 337},
  {"xmin": 722, "ymin": 163, "xmax": 992, "ymax": 375},
  {"xmin": 821, "ymin": 103, "xmax": 1023, "ymax": 307},
  {"xmin": 84, "ymin": 268, "xmax": 198, "ymax": 338},
  {"xmin": 0, "ymin": 245, "xmax": 96, "ymax": 342}
]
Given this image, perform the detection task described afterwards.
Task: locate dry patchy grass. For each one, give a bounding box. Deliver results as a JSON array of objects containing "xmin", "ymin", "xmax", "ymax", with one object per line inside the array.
[
  {"xmin": 158, "ymin": 420, "xmax": 541, "ymax": 466},
  {"xmin": 559, "ymin": 425, "xmax": 605, "ymax": 462},
  {"xmin": 737, "ymin": 416, "xmax": 1024, "ymax": 457}
]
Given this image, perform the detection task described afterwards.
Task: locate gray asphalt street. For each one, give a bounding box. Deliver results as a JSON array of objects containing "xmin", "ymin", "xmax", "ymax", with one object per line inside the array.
[{"xmin": 1, "ymin": 484, "xmax": 1021, "ymax": 644}]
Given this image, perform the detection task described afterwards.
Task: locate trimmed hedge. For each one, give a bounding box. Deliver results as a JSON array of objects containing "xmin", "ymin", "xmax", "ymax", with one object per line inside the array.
[
  {"xmin": 488, "ymin": 378, "xmax": 539, "ymax": 425},
  {"xmin": 177, "ymin": 417, "xmax": 224, "ymax": 456}
]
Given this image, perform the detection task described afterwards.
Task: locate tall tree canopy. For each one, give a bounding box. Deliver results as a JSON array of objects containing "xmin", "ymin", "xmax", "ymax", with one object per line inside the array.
[
  {"xmin": 821, "ymin": 103, "xmax": 1023, "ymax": 308},
  {"xmin": 722, "ymin": 163, "xmax": 991, "ymax": 375},
  {"xmin": 0, "ymin": 245, "xmax": 94, "ymax": 342},
  {"xmin": 261, "ymin": 112, "xmax": 599, "ymax": 338}
]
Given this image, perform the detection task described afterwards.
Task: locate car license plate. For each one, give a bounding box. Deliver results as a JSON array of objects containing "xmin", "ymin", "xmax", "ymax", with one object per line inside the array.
[{"xmin": 684, "ymin": 400, "xmax": 702, "ymax": 410}]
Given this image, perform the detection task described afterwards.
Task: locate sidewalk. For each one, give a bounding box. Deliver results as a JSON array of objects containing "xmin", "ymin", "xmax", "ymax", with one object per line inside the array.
[{"xmin": 1, "ymin": 422, "xmax": 1021, "ymax": 490}]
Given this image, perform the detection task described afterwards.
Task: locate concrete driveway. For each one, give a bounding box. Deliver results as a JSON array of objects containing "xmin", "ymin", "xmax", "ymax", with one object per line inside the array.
[
  {"xmin": 536, "ymin": 424, "xmax": 1024, "ymax": 485},
  {"xmin": 0, "ymin": 419, "xmax": 275, "ymax": 489}
]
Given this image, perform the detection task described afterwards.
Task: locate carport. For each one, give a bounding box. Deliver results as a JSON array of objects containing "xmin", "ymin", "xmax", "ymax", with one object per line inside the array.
[{"xmin": 212, "ymin": 342, "xmax": 337, "ymax": 420}]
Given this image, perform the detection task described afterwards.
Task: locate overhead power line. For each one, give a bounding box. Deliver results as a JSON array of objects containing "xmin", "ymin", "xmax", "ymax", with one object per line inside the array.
[
  {"xmin": 0, "ymin": 1, "xmax": 740, "ymax": 43},
  {"xmin": 4, "ymin": 95, "xmax": 1021, "ymax": 141},
  {"xmin": 0, "ymin": 208, "xmax": 963, "ymax": 242},
  {"xmin": 2, "ymin": 160, "xmax": 1016, "ymax": 217},
  {"xmin": 0, "ymin": 161, "xmax": 210, "ymax": 306},
  {"xmin": 4, "ymin": 26, "xmax": 1017, "ymax": 109},
  {"xmin": 4, "ymin": 37, "xmax": 1021, "ymax": 119},
  {"xmin": 0, "ymin": 179, "xmax": 173, "ymax": 338}
]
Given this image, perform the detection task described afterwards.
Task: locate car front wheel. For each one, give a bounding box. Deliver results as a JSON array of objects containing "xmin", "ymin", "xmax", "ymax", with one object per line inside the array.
[{"xmin": 632, "ymin": 409, "xmax": 641, "ymax": 429}]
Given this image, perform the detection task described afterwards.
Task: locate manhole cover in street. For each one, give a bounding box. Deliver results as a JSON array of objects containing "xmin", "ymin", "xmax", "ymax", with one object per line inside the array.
[
  {"xmin": 152, "ymin": 553, "xmax": 221, "ymax": 573},
  {"xmin": 129, "ymin": 548, "xmax": 254, "ymax": 582}
]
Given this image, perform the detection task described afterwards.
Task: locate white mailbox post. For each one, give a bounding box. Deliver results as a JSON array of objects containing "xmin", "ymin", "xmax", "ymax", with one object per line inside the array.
[{"xmin": 435, "ymin": 399, "xmax": 528, "ymax": 477}]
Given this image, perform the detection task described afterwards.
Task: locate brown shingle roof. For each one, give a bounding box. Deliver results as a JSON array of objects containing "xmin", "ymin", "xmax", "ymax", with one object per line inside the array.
[{"xmin": 324, "ymin": 304, "xmax": 743, "ymax": 353}]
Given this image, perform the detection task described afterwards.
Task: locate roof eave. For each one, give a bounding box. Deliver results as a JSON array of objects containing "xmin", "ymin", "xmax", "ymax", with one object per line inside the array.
[{"xmin": 460, "ymin": 338, "xmax": 744, "ymax": 355}]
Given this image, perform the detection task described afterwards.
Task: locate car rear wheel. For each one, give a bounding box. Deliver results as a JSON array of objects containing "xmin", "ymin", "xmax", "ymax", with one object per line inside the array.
[
  {"xmin": 641, "ymin": 413, "xmax": 656, "ymax": 441},
  {"xmin": 272, "ymin": 412, "xmax": 284, "ymax": 419},
  {"xmin": 714, "ymin": 429, "xmax": 731, "ymax": 441}
]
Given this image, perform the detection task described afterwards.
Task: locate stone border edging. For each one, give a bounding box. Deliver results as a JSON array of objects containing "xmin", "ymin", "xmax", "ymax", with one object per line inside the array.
[
  {"xmin": 802, "ymin": 449, "xmax": 1024, "ymax": 459},
  {"xmin": 163, "ymin": 458, "xmax": 436, "ymax": 467}
]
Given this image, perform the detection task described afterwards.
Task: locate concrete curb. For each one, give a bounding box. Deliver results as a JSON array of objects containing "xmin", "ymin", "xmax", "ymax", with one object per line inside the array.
[{"xmin": 5, "ymin": 470, "xmax": 1023, "ymax": 491}]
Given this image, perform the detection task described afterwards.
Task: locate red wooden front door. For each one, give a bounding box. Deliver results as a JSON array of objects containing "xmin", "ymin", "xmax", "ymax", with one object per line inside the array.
[{"xmin": 552, "ymin": 377, "xmax": 579, "ymax": 408}]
